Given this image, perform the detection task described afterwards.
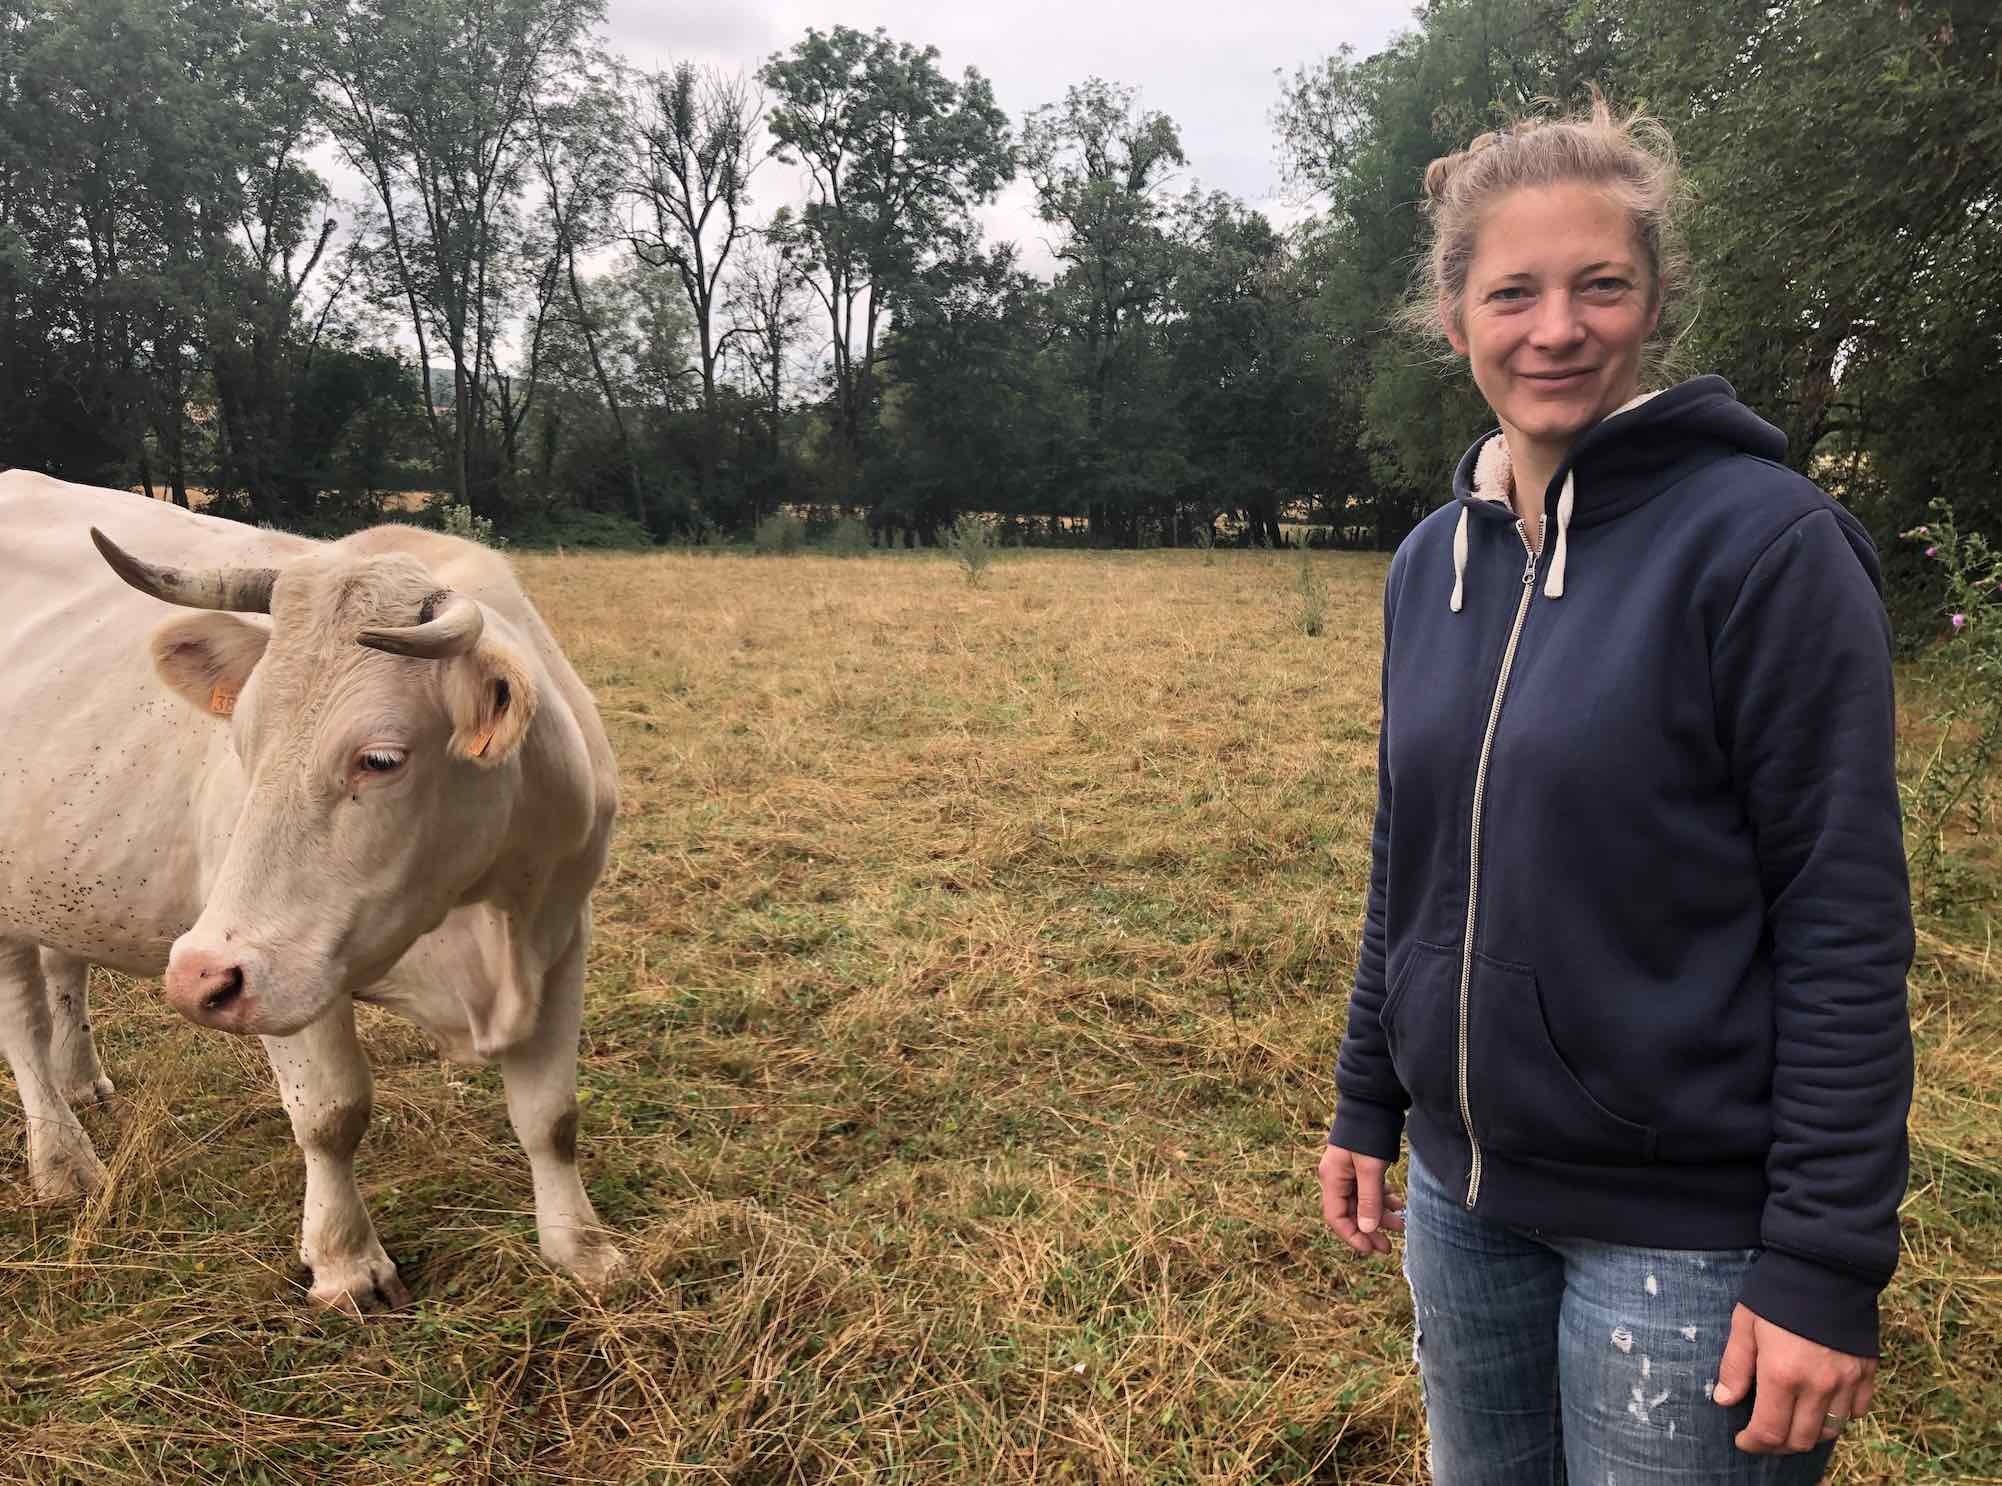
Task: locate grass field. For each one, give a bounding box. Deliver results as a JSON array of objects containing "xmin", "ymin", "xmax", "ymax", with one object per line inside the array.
[{"xmin": 3, "ymin": 549, "xmax": 1998, "ymax": 1484}]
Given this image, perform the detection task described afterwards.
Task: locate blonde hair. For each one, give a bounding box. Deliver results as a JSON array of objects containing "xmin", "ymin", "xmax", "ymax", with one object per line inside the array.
[{"xmin": 1400, "ymin": 90, "xmax": 1694, "ymax": 369}]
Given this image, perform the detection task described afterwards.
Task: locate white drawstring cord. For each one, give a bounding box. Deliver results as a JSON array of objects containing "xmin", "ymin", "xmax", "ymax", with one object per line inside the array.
[
  {"xmin": 1451, "ymin": 506, "xmax": 1470, "ymax": 612},
  {"xmin": 1544, "ymin": 469, "xmax": 1576, "ymax": 599},
  {"xmin": 1452, "ymin": 453, "xmax": 1578, "ymax": 612}
]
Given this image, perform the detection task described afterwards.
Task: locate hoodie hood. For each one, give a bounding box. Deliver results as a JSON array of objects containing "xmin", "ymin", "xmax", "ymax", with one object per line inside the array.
[{"xmin": 1443, "ymin": 375, "xmax": 1877, "ymax": 612}]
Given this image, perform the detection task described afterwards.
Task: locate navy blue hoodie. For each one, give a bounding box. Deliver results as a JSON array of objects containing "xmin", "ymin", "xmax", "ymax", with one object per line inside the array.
[{"xmin": 1330, "ymin": 376, "xmax": 1914, "ymax": 1358}]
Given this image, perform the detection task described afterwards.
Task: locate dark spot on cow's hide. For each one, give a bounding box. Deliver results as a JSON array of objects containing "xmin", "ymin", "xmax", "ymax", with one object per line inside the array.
[
  {"xmin": 324, "ymin": 1099, "xmax": 372, "ymax": 1154},
  {"xmin": 549, "ymin": 1106, "xmax": 579, "ymax": 1165}
]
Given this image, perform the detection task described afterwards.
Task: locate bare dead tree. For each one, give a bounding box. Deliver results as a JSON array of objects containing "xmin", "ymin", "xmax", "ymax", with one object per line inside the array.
[
  {"xmin": 532, "ymin": 81, "xmax": 645, "ymax": 524},
  {"xmin": 724, "ymin": 227, "xmax": 811, "ymax": 445},
  {"xmin": 624, "ymin": 62, "xmax": 762, "ymax": 502}
]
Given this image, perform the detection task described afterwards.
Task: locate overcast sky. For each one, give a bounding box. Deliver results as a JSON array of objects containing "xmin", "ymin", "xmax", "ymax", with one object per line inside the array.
[{"xmin": 599, "ymin": 0, "xmax": 1419, "ymax": 275}]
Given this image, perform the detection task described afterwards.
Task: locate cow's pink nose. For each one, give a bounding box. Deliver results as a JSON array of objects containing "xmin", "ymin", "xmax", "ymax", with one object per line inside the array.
[{"xmin": 164, "ymin": 948, "xmax": 252, "ymax": 1028}]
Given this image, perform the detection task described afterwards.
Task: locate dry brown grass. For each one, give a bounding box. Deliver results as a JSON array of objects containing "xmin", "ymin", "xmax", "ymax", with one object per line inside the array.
[{"xmin": 2, "ymin": 547, "xmax": 1997, "ymax": 1483}]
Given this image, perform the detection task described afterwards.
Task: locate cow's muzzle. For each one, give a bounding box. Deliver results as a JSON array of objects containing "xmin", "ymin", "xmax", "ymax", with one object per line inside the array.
[{"xmin": 164, "ymin": 945, "xmax": 259, "ymax": 1033}]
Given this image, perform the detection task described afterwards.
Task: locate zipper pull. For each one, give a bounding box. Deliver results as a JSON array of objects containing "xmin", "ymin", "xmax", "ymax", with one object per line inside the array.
[{"xmin": 1519, "ymin": 513, "xmax": 1547, "ymax": 585}]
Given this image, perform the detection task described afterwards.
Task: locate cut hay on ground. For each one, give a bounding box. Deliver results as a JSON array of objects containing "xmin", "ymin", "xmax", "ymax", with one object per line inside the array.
[{"xmin": 3, "ymin": 549, "xmax": 1997, "ymax": 1483}]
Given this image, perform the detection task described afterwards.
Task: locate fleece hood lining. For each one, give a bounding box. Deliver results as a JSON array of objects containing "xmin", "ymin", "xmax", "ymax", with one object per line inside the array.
[{"xmin": 1451, "ymin": 388, "xmax": 1664, "ymax": 614}]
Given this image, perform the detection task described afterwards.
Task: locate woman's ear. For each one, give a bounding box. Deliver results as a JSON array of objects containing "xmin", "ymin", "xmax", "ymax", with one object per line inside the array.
[
  {"xmin": 1442, "ymin": 298, "xmax": 1469, "ymax": 356},
  {"xmin": 443, "ymin": 638, "xmax": 538, "ymax": 766},
  {"xmin": 150, "ymin": 612, "xmax": 271, "ymax": 717}
]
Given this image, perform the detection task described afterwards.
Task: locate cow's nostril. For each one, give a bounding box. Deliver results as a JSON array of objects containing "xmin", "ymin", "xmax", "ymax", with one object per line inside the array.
[{"xmin": 201, "ymin": 966, "xmax": 245, "ymax": 1013}]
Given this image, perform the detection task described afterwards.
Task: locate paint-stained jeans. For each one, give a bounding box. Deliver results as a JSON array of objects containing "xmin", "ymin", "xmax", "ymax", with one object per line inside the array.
[{"xmin": 1402, "ymin": 1149, "xmax": 1836, "ymax": 1485}]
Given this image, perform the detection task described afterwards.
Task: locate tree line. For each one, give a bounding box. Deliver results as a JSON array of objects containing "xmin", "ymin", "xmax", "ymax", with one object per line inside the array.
[{"xmin": 0, "ymin": 0, "xmax": 1994, "ymax": 581}]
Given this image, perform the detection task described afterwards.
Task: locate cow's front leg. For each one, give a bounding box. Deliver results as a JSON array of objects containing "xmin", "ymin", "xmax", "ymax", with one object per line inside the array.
[
  {"xmin": 40, "ymin": 950, "xmax": 115, "ymax": 1106},
  {"xmin": 499, "ymin": 931, "xmax": 623, "ymax": 1286},
  {"xmin": 262, "ymin": 1001, "xmax": 409, "ymax": 1313},
  {"xmin": 0, "ymin": 938, "xmax": 106, "ymax": 1199}
]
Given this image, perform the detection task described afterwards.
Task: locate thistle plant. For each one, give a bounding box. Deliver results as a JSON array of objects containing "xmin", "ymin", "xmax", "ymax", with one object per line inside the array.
[{"xmin": 1901, "ymin": 500, "xmax": 2002, "ymax": 905}]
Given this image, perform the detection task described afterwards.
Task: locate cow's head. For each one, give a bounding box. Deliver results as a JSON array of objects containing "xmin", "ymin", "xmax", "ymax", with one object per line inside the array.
[{"xmin": 92, "ymin": 528, "xmax": 538, "ymax": 1037}]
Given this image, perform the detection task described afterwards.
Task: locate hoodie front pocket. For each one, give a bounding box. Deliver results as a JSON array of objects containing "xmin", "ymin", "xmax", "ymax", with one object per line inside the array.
[
  {"xmin": 1467, "ymin": 952, "xmax": 1656, "ymax": 1164},
  {"xmin": 1376, "ymin": 940, "xmax": 1464, "ymax": 1128}
]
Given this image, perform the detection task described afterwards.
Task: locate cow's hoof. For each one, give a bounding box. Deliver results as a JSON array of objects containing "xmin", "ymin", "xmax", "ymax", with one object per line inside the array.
[
  {"xmin": 64, "ymin": 1074, "xmax": 116, "ymax": 1107},
  {"xmin": 307, "ymin": 1256, "xmax": 411, "ymax": 1315},
  {"xmin": 31, "ymin": 1136, "xmax": 108, "ymax": 1202},
  {"xmin": 552, "ymin": 1236, "xmax": 627, "ymax": 1290}
]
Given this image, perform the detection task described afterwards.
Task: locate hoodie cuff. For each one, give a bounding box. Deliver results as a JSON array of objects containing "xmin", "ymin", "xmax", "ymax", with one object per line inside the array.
[
  {"xmin": 1737, "ymin": 1248, "xmax": 1883, "ymax": 1359},
  {"xmin": 1328, "ymin": 1097, "xmax": 1405, "ymax": 1163}
]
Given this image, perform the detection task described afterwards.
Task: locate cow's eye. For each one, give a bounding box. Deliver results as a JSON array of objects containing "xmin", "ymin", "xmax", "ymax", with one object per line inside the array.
[{"xmin": 359, "ymin": 749, "xmax": 404, "ymax": 775}]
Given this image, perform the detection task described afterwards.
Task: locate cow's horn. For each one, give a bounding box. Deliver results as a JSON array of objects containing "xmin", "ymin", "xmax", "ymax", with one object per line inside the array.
[
  {"xmin": 357, "ymin": 589, "xmax": 484, "ymax": 659},
  {"xmin": 90, "ymin": 527, "xmax": 277, "ymax": 613}
]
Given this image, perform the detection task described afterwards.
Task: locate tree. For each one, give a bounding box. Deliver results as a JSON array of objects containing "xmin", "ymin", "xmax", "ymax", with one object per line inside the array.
[
  {"xmin": 203, "ymin": 10, "xmax": 356, "ymax": 523},
  {"xmin": 1167, "ymin": 198, "xmax": 1331, "ymax": 547},
  {"xmin": 874, "ymin": 233, "xmax": 1073, "ymax": 540},
  {"xmin": 499, "ymin": 246, "xmax": 712, "ymax": 536},
  {"xmin": 759, "ymin": 25, "xmax": 1012, "ymax": 496},
  {"xmin": 1601, "ymin": 0, "xmax": 2002, "ymax": 580},
  {"xmin": 313, "ymin": 0, "xmax": 604, "ymax": 513},
  {"xmin": 1022, "ymin": 79, "xmax": 1187, "ymax": 544},
  {"xmin": 723, "ymin": 224, "xmax": 812, "ymax": 524},
  {"xmin": 1272, "ymin": 0, "xmax": 1619, "ymax": 536},
  {"xmin": 532, "ymin": 72, "xmax": 643, "ymax": 525},
  {"xmin": 624, "ymin": 61, "xmax": 762, "ymax": 509},
  {"xmin": 0, "ymin": 0, "xmax": 360, "ymax": 520}
]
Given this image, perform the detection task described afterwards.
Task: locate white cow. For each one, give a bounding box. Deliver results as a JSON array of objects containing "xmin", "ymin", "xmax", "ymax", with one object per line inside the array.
[
  {"xmin": 0, "ymin": 471, "xmax": 623, "ymax": 1309},
  {"xmin": 39, "ymin": 947, "xmax": 116, "ymax": 1107}
]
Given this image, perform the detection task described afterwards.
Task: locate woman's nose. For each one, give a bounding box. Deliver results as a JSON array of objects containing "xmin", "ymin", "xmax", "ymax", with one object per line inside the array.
[{"xmin": 1527, "ymin": 291, "xmax": 1586, "ymax": 349}]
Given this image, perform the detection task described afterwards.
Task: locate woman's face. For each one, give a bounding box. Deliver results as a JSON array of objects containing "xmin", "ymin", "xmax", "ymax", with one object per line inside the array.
[{"xmin": 1445, "ymin": 182, "xmax": 1660, "ymax": 457}]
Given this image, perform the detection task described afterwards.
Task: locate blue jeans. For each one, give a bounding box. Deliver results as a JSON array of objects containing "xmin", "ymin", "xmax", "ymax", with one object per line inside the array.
[{"xmin": 1402, "ymin": 1149, "xmax": 1835, "ymax": 1484}]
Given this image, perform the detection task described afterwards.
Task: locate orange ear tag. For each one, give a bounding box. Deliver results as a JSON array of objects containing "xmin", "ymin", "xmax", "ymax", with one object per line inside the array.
[
  {"xmin": 209, "ymin": 685, "xmax": 238, "ymax": 717},
  {"xmin": 468, "ymin": 720, "xmax": 498, "ymax": 757}
]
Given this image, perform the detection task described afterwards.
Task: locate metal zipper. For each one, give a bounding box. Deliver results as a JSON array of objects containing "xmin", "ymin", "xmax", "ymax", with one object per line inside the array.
[{"xmin": 1457, "ymin": 512, "xmax": 1545, "ymax": 1208}]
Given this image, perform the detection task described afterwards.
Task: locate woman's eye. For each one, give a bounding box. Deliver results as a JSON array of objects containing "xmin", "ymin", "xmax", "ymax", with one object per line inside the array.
[
  {"xmin": 359, "ymin": 750, "xmax": 403, "ymax": 774},
  {"xmin": 1491, "ymin": 287, "xmax": 1527, "ymax": 302},
  {"xmin": 1588, "ymin": 277, "xmax": 1629, "ymax": 293}
]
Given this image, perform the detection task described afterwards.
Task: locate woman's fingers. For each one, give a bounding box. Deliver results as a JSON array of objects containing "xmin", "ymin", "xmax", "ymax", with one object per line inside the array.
[
  {"xmin": 1317, "ymin": 1145, "xmax": 1368, "ymax": 1253},
  {"xmin": 1820, "ymin": 1356, "xmax": 1875, "ymax": 1442},
  {"xmin": 1784, "ymin": 1379, "xmax": 1838, "ymax": 1454},
  {"xmin": 1818, "ymin": 1377, "xmax": 1860, "ymax": 1443},
  {"xmin": 1380, "ymin": 1186, "xmax": 1407, "ymax": 1232},
  {"xmin": 1353, "ymin": 1154, "xmax": 1388, "ymax": 1234},
  {"xmin": 1724, "ymin": 1306, "xmax": 1872, "ymax": 1456},
  {"xmin": 1318, "ymin": 1145, "xmax": 1401, "ymax": 1254}
]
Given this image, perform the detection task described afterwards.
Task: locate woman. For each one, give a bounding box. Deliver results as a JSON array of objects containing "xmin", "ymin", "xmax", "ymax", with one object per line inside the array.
[{"xmin": 1317, "ymin": 96, "xmax": 1913, "ymax": 1483}]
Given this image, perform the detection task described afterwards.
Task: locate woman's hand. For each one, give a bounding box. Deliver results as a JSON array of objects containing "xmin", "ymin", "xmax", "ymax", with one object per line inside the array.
[
  {"xmin": 1712, "ymin": 1303, "xmax": 1875, "ymax": 1454},
  {"xmin": 1318, "ymin": 1143, "xmax": 1405, "ymax": 1255}
]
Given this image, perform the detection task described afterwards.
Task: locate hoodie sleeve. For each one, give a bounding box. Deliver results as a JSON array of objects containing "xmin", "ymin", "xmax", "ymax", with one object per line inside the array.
[
  {"xmin": 1330, "ymin": 555, "xmax": 1410, "ymax": 1160},
  {"xmin": 1712, "ymin": 505, "xmax": 1914, "ymax": 1358}
]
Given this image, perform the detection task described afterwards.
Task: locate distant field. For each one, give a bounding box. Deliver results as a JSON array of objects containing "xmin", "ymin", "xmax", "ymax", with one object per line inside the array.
[
  {"xmin": 130, "ymin": 487, "xmax": 437, "ymax": 513},
  {"xmin": 2, "ymin": 549, "xmax": 1996, "ymax": 1483}
]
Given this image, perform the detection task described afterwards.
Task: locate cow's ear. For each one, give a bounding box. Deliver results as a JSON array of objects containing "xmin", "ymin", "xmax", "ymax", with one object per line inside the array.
[
  {"xmin": 444, "ymin": 638, "xmax": 538, "ymax": 767},
  {"xmin": 150, "ymin": 613, "xmax": 270, "ymax": 718}
]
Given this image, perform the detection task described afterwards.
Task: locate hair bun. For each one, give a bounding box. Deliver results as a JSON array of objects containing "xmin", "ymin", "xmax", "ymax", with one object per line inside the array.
[
  {"xmin": 1423, "ymin": 131, "xmax": 1507, "ymax": 202},
  {"xmin": 1422, "ymin": 151, "xmax": 1464, "ymax": 201}
]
